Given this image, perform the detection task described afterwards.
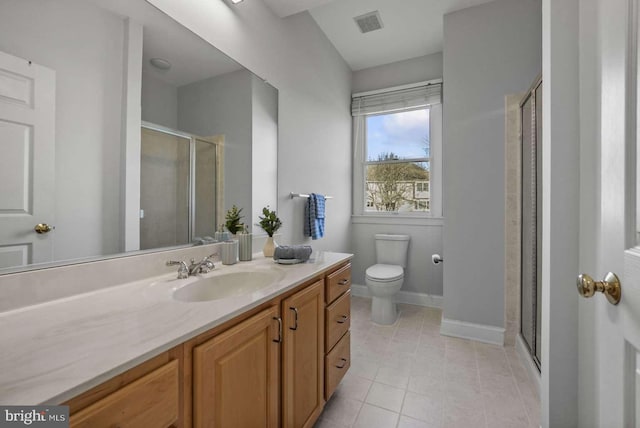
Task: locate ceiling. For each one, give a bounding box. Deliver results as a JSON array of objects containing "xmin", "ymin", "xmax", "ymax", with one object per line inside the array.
[
  {"xmin": 262, "ymin": 0, "xmax": 337, "ymax": 18},
  {"xmin": 91, "ymin": 0, "xmax": 242, "ymax": 86},
  {"xmin": 265, "ymin": 0, "xmax": 496, "ymax": 71}
]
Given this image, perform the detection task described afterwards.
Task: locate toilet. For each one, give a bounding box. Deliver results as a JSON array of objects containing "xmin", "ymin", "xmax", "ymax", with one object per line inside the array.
[{"xmin": 365, "ymin": 234, "xmax": 410, "ymax": 325}]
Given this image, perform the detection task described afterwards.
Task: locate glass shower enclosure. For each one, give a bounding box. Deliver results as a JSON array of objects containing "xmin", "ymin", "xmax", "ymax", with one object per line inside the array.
[
  {"xmin": 520, "ymin": 77, "xmax": 542, "ymax": 370},
  {"xmin": 140, "ymin": 123, "xmax": 222, "ymax": 250}
]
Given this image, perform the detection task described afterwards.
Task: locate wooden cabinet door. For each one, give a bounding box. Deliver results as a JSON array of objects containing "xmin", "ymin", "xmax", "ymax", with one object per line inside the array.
[
  {"xmin": 69, "ymin": 360, "xmax": 180, "ymax": 428},
  {"xmin": 282, "ymin": 280, "xmax": 325, "ymax": 428},
  {"xmin": 193, "ymin": 306, "xmax": 280, "ymax": 428}
]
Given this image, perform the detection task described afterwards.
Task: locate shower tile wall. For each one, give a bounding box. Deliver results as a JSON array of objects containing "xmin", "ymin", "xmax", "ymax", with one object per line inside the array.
[{"xmin": 504, "ymin": 93, "xmax": 524, "ymax": 346}]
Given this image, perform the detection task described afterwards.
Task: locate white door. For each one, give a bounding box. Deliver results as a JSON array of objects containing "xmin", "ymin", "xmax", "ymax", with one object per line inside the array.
[
  {"xmin": 574, "ymin": 0, "xmax": 640, "ymax": 426},
  {"xmin": 0, "ymin": 51, "xmax": 55, "ymax": 269}
]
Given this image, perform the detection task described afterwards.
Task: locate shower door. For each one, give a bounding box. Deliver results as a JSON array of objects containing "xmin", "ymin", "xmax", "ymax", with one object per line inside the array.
[
  {"xmin": 140, "ymin": 124, "xmax": 221, "ymax": 250},
  {"xmin": 140, "ymin": 127, "xmax": 191, "ymax": 250},
  {"xmin": 193, "ymin": 138, "xmax": 219, "ymax": 239},
  {"xmin": 520, "ymin": 77, "xmax": 542, "ymax": 369}
]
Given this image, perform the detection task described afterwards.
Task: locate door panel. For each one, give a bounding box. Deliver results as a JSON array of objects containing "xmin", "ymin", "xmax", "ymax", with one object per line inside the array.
[
  {"xmin": 521, "ymin": 93, "xmax": 535, "ymax": 357},
  {"xmin": 0, "ymin": 67, "xmax": 33, "ymax": 107},
  {"xmin": 0, "ymin": 120, "xmax": 31, "ymax": 212},
  {"xmin": 0, "ymin": 50, "xmax": 55, "ymax": 268},
  {"xmin": 140, "ymin": 127, "xmax": 190, "ymax": 250},
  {"xmin": 534, "ymin": 82, "xmax": 543, "ymax": 365},
  {"xmin": 193, "ymin": 139, "xmax": 217, "ymax": 239},
  {"xmin": 282, "ymin": 280, "xmax": 325, "ymax": 428},
  {"xmin": 193, "ymin": 306, "xmax": 280, "ymax": 428},
  {"xmin": 577, "ymin": 0, "xmax": 640, "ymax": 426}
]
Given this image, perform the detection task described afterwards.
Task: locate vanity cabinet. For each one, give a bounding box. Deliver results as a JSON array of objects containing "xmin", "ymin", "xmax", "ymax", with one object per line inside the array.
[
  {"xmin": 324, "ymin": 263, "xmax": 352, "ymax": 400},
  {"xmin": 326, "ymin": 263, "xmax": 352, "ymax": 304},
  {"xmin": 192, "ymin": 305, "xmax": 280, "ymax": 428},
  {"xmin": 282, "ymin": 279, "xmax": 325, "ymax": 428},
  {"xmin": 65, "ymin": 346, "xmax": 184, "ymax": 428},
  {"xmin": 62, "ymin": 259, "xmax": 351, "ymax": 428},
  {"xmin": 325, "ymin": 289, "xmax": 351, "ymax": 351}
]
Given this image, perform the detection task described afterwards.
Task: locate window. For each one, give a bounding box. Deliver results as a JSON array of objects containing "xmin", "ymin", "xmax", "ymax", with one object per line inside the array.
[
  {"xmin": 352, "ymin": 81, "xmax": 442, "ymax": 217},
  {"xmin": 416, "ymin": 182, "xmax": 429, "ymax": 193},
  {"xmin": 365, "ymin": 109, "xmax": 431, "ymax": 213}
]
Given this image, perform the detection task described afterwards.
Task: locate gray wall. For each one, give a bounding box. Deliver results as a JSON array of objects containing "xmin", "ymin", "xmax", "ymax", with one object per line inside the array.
[
  {"xmin": 350, "ymin": 54, "xmax": 445, "ymax": 297},
  {"xmin": 146, "ymin": 68, "xmax": 278, "ymax": 232},
  {"xmin": 251, "ymin": 76, "xmax": 279, "ymax": 230},
  {"xmin": 442, "ymin": 0, "xmax": 541, "ymax": 327},
  {"xmin": 0, "ymin": 0, "xmax": 124, "ymax": 261},
  {"xmin": 177, "ymin": 69, "xmax": 253, "ymax": 222},
  {"xmin": 141, "ymin": 71, "xmax": 178, "ymax": 129},
  {"xmin": 148, "ymin": 0, "xmax": 353, "ymax": 253},
  {"xmin": 352, "ymin": 52, "xmax": 443, "ymax": 93}
]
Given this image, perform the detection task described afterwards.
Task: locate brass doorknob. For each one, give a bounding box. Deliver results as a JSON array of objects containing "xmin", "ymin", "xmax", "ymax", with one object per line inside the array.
[
  {"xmin": 576, "ymin": 272, "xmax": 621, "ymax": 305},
  {"xmin": 34, "ymin": 223, "xmax": 55, "ymax": 234}
]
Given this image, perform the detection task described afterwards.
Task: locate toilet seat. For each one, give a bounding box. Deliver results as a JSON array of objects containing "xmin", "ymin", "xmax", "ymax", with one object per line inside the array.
[{"xmin": 365, "ymin": 264, "xmax": 404, "ymax": 282}]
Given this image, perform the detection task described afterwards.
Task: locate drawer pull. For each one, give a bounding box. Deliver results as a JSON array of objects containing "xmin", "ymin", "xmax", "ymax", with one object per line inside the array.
[
  {"xmin": 335, "ymin": 358, "xmax": 348, "ymax": 369},
  {"xmin": 289, "ymin": 307, "xmax": 299, "ymax": 331},
  {"xmin": 273, "ymin": 317, "xmax": 282, "ymax": 343},
  {"xmin": 338, "ymin": 279, "xmax": 349, "ymax": 285},
  {"xmin": 336, "ymin": 315, "xmax": 349, "ymax": 324}
]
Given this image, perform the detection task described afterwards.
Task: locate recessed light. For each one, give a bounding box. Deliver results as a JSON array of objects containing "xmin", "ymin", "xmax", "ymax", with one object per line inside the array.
[
  {"xmin": 149, "ymin": 58, "xmax": 171, "ymax": 71},
  {"xmin": 230, "ymin": 0, "xmax": 244, "ymax": 4}
]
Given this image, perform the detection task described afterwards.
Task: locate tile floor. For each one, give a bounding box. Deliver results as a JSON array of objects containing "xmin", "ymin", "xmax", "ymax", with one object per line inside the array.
[{"xmin": 315, "ymin": 296, "xmax": 540, "ymax": 428}]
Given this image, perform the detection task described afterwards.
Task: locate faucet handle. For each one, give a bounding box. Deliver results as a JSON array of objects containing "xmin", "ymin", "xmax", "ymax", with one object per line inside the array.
[
  {"xmin": 202, "ymin": 253, "xmax": 217, "ymax": 272},
  {"xmin": 166, "ymin": 260, "xmax": 189, "ymax": 279}
]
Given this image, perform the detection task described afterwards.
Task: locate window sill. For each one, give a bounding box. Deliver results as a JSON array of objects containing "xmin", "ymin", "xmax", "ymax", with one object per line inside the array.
[{"xmin": 351, "ymin": 215, "xmax": 444, "ymax": 226}]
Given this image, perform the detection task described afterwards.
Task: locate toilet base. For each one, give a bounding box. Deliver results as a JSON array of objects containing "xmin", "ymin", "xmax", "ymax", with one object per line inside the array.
[{"xmin": 371, "ymin": 296, "xmax": 397, "ymax": 325}]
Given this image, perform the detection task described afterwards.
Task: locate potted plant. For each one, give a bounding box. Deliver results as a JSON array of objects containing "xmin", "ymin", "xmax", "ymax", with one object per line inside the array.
[
  {"xmin": 257, "ymin": 206, "xmax": 282, "ymax": 257},
  {"xmin": 225, "ymin": 205, "xmax": 244, "ymax": 235}
]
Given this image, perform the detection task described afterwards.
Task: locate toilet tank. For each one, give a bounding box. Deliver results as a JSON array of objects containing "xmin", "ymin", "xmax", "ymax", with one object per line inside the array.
[{"xmin": 375, "ymin": 234, "xmax": 410, "ymax": 267}]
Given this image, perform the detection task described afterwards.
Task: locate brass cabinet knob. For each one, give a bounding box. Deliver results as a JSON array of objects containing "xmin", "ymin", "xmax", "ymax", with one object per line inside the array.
[
  {"xmin": 34, "ymin": 223, "xmax": 55, "ymax": 234},
  {"xmin": 576, "ymin": 272, "xmax": 621, "ymax": 305}
]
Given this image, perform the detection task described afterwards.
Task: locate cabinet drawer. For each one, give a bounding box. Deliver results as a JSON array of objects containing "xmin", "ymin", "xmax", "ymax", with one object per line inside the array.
[
  {"xmin": 326, "ymin": 263, "xmax": 351, "ymax": 304},
  {"xmin": 70, "ymin": 359, "xmax": 179, "ymax": 428},
  {"xmin": 325, "ymin": 331, "xmax": 350, "ymax": 400},
  {"xmin": 325, "ymin": 290, "xmax": 350, "ymax": 351}
]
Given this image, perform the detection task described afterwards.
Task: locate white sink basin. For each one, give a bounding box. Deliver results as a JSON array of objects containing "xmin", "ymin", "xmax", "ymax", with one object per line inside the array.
[{"xmin": 173, "ymin": 271, "xmax": 281, "ymax": 302}]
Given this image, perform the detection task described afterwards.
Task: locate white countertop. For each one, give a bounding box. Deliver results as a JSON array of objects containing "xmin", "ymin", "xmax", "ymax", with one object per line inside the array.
[{"xmin": 0, "ymin": 251, "xmax": 352, "ymax": 405}]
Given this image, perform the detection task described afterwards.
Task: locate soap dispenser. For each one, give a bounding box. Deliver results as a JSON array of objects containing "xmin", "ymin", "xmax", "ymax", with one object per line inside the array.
[{"xmin": 238, "ymin": 225, "xmax": 252, "ymax": 261}]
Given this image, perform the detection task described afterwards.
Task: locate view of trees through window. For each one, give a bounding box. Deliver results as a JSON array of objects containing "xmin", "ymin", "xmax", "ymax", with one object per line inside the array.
[{"xmin": 365, "ymin": 108, "xmax": 430, "ymax": 212}]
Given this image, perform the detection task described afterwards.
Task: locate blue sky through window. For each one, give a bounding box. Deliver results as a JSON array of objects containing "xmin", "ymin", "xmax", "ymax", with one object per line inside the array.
[{"xmin": 366, "ymin": 109, "xmax": 430, "ymax": 161}]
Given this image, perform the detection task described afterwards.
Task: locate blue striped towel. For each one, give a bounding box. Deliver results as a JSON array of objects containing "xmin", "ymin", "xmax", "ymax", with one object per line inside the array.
[{"xmin": 304, "ymin": 193, "xmax": 325, "ymax": 240}]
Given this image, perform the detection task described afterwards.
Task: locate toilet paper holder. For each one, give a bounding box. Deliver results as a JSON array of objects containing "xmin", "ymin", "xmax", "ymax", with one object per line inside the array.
[{"xmin": 432, "ymin": 254, "xmax": 443, "ymax": 264}]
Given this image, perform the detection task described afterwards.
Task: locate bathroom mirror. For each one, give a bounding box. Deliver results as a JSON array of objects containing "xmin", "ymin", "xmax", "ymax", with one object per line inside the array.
[{"xmin": 0, "ymin": 0, "xmax": 278, "ymax": 273}]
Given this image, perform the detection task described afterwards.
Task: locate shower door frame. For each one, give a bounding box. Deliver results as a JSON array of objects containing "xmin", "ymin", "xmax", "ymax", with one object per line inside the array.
[
  {"xmin": 141, "ymin": 121, "xmax": 224, "ymax": 245},
  {"xmin": 519, "ymin": 75, "xmax": 543, "ymax": 371}
]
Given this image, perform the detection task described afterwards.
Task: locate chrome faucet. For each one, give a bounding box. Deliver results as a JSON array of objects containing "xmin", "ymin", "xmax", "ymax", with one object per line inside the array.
[
  {"xmin": 166, "ymin": 260, "xmax": 189, "ymax": 279},
  {"xmin": 188, "ymin": 253, "xmax": 217, "ymax": 276},
  {"xmin": 167, "ymin": 253, "xmax": 217, "ymax": 279}
]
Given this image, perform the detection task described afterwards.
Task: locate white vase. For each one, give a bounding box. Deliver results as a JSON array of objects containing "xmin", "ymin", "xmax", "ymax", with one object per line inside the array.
[{"xmin": 263, "ymin": 236, "xmax": 276, "ymax": 257}]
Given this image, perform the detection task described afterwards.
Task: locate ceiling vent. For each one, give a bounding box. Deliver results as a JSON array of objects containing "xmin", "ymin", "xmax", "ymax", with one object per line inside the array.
[{"xmin": 353, "ymin": 11, "xmax": 384, "ymax": 34}]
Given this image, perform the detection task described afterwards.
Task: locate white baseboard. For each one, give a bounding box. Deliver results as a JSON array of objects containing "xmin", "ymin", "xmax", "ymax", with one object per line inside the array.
[
  {"xmin": 440, "ymin": 317, "xmax": 505, "ymax": 346},
  {"xmin": 515, "ymin": 333, "xmax": 541, "ymax": 396},
  {"xmin": 350, "ymin": 284, "xmax": 443, "ymax": 309}
]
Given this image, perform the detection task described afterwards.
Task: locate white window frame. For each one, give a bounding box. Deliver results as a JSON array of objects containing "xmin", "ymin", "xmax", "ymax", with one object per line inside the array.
[{"xmin": 352, "ymin": 80, "xmax": 443, "ymax": 218}]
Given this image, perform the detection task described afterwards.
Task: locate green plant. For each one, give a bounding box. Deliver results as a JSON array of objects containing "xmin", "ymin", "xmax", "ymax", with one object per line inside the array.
[
  {"xmin": 257, "ymin": 206, "xmax": 282, "ymax": 237},
  {"xmin": 225, "ymin": 205, "xmax": 244, "ymax": 234}
]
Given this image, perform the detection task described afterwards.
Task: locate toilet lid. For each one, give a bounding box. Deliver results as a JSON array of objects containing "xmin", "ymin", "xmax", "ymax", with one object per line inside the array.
[{"xmin": 365, "ymin": 264, "xmax": 404, "ymax": 282}]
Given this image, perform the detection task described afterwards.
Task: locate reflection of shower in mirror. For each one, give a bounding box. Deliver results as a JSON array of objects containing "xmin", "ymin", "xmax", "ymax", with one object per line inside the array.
[{"xmin": 140, "ymin": 123, "xmax": 223, "ymax": 250}]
